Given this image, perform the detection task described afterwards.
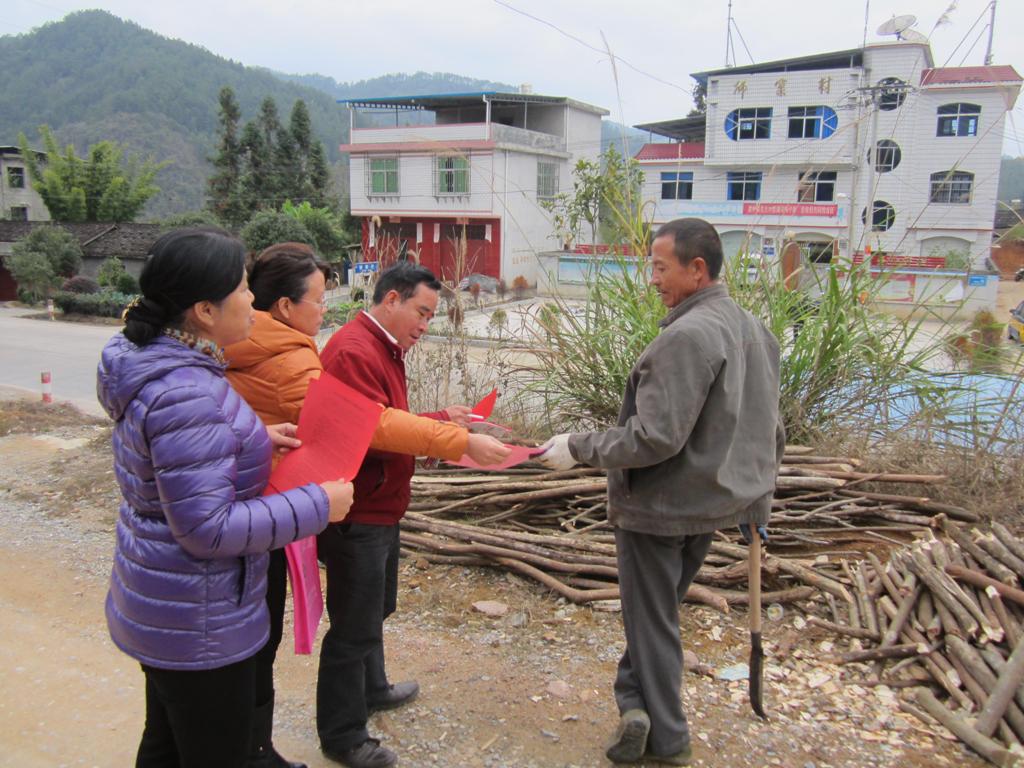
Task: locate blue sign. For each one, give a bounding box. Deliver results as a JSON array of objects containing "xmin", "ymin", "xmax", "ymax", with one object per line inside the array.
[
  {"xmin": 968, "ymin": 275, "xmax": 987, "ymax": 287},
  {"xmin": 354, "ymin": 261, "xmax": 379, "ymax": 275}
]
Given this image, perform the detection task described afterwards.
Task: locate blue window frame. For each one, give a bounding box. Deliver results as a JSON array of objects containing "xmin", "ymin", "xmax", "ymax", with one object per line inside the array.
[
  {"xmin": 727, "ymin": 171, "xmax": 762, "ymax": 201},
  {"xmin": 724, "ymin": 108, "xmax": 772, "ymax": 140},
  {"xmin": 661, "ymin": 171, "xmax": 693, "ymax": 200},
  {"xmin": 788, "ymin": 106, "xmax": 838, "ymax": 139},
  {"xmin": 936, "ymin": 104, "xmax": 980, "ymax": 137}
]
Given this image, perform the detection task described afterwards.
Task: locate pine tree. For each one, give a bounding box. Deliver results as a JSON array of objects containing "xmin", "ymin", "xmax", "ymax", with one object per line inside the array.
[
  {"xmin": 239, "ymin": 120, "xmax": 274, "ymax": 216},
  {"xmin": 207, "ymin": 86, "xmax": 246, "ymax": 228}
]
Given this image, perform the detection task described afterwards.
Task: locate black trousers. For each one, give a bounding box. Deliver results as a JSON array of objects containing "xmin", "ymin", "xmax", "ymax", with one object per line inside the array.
[
  {"xmin": 316, "ymin": 522, "xmax": 399, "ymax": 752},
  {"xmin": 136, "ymin": 655, "xmax": 256, "ymax": 768},
  {"xmin": 614, "ymin": 528, "xmax": 714, "ymax": 757},
  {"xmin": 252, "ymin": 547, "xmax": 288, "ymax": 707}
]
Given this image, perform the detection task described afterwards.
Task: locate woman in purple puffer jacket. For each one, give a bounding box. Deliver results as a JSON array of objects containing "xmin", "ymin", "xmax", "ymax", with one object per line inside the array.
[{"xmin": 97, "ymin": 227, "xmax": 353, "ymax": 768}]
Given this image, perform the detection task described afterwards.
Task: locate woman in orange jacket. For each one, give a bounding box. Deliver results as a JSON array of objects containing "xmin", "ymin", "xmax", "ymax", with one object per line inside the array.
[{"xmin": 224, "ymin": 243, "xmax": 508, "ymax": 768}]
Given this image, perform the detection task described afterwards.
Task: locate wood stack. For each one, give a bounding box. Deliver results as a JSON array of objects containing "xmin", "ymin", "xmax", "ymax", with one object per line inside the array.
[{"xmin": 813, "ymin": 518, "xmax": 1024, "ymax": 766}]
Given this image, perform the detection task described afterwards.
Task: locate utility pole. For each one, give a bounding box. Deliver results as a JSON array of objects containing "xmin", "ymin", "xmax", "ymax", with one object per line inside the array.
[
  {"xmin": 983, "ymin": 0, "xmax": 997, "ymax": 66},
  {"xmin": 725, "ymin": 0, "xmax": 733, "ymax": 68}
]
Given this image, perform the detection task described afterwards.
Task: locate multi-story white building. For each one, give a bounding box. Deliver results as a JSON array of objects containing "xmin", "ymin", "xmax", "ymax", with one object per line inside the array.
[
  {"xmin": 0, "ymin": 146, "xmax": 49, "ymax": 223},
  {"xmin": 341, "ymin": 91, "xmax": 607, "ymax": 286},
  {"xmin": 635, "ymin": 43, "xmax": 1021, "ymax": 273}
]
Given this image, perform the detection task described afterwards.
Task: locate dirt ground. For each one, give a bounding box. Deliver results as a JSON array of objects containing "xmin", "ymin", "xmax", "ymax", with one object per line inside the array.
[{"xmin": 0, "ymin": 395, "xmax": 989, "ymax": 768}]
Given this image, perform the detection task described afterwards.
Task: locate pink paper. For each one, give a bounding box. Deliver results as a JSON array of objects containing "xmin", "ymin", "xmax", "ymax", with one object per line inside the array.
[
  {"xmin": 269, "ymin": 373, "xmax": 383, "ymax": 490},
  {"xmin": 447, "ymin": 444, "xmax": 544, "ymax": 470},
  {"xmin": 265, "ymin": 372, "xmax": 384, "ymax": 654},
  {"xmin": 283, "ymin": 537, "xmax": 321, "ymax": 654},
  {"xmin": 472, "ymin": 388, "xmax": 499, "ymax": 419}
]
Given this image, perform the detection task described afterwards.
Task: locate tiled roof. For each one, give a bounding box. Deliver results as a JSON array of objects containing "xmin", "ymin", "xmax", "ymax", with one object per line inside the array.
[
  {"xmin": 921, "ymin": 65, "xmax": 1022, "ymax": 86},
  {"xmin": 635, "ymin": 142, "xmax": 705, "ymax": 161},
  {"xmin": 0, "ymin": 221, "xmax": 162, "ymax": 260}
]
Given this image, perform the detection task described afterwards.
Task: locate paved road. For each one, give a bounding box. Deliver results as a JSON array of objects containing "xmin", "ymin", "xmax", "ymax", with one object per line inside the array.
[{"xmin": 0, "ymin": 309, "xmax": 118, "ymax": 415}]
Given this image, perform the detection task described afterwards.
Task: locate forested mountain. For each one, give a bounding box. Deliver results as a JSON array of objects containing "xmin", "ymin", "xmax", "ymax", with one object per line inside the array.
[{"xmin": 999, "ymin": 157, "xmax": 1024, "ymax": 204}]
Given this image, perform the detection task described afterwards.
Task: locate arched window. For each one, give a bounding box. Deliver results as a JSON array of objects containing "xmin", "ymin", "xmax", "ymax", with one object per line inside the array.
[
  {"xmin": 936, "ymin": 104, "xmax": 980, "ymax": 137},
  {"xmin": 868, "ymin": 140, "xmax": 902, "ymax": 173},
  {"xmin": 929, "ymin": 171, "xmax": 973, "ymax": 204},
  {"xmin": 724, "ymin": 107, "xmax": 772, "ymax": 140},
  {"xmin": 877, "ymin": 78, "xmax": 908, "ymax": 110},
  {"xmin": 788, "ymin": 106, "xmax": 838, "ymax": 139},
  {"xmin": 861, "ymin": 201, "xmax": 896, "ymax": 231}
]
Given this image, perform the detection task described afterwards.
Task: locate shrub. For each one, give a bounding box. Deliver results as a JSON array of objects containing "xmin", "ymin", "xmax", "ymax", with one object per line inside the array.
[
  {"xmin": 8, "ymin": 227, "xmax": 84, "ymax": 302},
  {"xmin": 240, "ymin": 210, "xmax": 315, "ymax": 254},
  {"xmin": 349, "ymin": 286, "xmax": 365, "ymax": 302},
  {"xmin": 159, "ymin": 211, "xmax": 224, "ymax": 231},
  {"xmin": 113, "ymin": 271, "xmax": 139, "ymax": 294},
  {"xmin": 447, "ymin": 301, "xmax": 464, "ymax": 328},
  {"xmin": 496, "ymin": 279, "xmax": 508, "ymax": 300},
  {"xmin": 489, "ymin": 308, "xmax": 508, "ymax": 337},
  {"xmin": 61, "ymin": 275, "xmax": 101, "ymax": 294},
  {"xmin": 53, "ymin": 290, "xmax": 135, "ymax": 318}
]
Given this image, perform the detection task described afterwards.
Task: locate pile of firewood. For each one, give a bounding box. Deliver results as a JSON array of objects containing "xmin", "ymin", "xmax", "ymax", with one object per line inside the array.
[
  {"xmin": 402, "ymin": 447, "xmax": 971, "ymax": 607},
  {"xmin": 812, "ymin": 517, "xmax": 1024, "ymax": 766}
]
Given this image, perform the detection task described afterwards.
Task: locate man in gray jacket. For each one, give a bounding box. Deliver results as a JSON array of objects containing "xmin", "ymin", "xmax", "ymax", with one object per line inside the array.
[{"xmin": 538, "ymin": 218, "xmax": 784, "ymax": 765}]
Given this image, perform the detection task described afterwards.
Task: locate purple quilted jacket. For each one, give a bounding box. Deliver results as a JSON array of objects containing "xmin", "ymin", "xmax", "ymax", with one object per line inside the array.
[{"xmin": 97, "ymin": 333, "xmax": 329, "ymax": 670}]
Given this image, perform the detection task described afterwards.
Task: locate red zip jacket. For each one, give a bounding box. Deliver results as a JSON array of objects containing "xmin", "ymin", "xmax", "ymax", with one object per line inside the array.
[{"xmin": 319, "ymin": 311, "xmax": 448, "ymax": 526}]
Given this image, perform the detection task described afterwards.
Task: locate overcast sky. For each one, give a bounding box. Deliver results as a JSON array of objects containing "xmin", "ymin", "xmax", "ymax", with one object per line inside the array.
[{"xmin": 5, "ymin": 0, "xmax": 1023, "ymax": 153}]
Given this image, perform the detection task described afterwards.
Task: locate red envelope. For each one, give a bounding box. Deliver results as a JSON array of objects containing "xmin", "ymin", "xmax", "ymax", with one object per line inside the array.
[
  {"xmin": 471, "ymin": 388, "xmax": 499, "ymax": 419},
  {"xmin": 447, "ymin": 444, "xmax": 544, "ymax": 471}
]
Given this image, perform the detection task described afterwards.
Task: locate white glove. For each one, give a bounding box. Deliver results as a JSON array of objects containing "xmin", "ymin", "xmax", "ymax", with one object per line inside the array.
[{"xmin": 536, "ymin": 433, "xmax": 577, "ymax": 471}]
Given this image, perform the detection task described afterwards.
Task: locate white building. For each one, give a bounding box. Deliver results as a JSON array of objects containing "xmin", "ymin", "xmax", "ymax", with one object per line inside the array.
[
  {"xmin": 0, "ymin": 146, "xmax": 49, "ymax": 223},
  {"xmin": 341, "ymin": 91, "xmax": 607, "ymax": 286},
  {"xmin": 636, "ymin": 43, "xmax": 1021, "ymax": 277}
]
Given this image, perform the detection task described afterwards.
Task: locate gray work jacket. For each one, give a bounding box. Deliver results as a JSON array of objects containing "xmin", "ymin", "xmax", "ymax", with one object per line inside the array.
[{"xmin": 569, "ymin": 283, "xmax": 785, "ymax": 536}]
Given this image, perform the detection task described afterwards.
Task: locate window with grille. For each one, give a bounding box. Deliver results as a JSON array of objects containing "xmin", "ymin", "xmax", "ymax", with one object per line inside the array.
[
  {"xmin": 797, "ymin": 171, "xmax": 837, "ymax": 203},
  {"xmin": 870, "ymin": 140, "xmax": 902, "ymax": 173},
  {"xmin": 367, "ymin": 157, "xmax": 399, "ymax": 196},
  {"xmin": 929, "ymin": 171, "xmax": 973, "ymax": 204},
  {"xmin": 936, "ymin": 104, "xmax": 980, "ymax": 137},
  {"xmin": 724, "ymin": 108, "xmax": 772, "ymax": 140},
  {"xmin": 877, "ymin": 78, "xmax": 908, "ymax": 111},
  {"xmin": 800, "ymin": 240, "xmax": 835, "ymax": 264},
  {"xmin": 7, "ymin": 166, "xmax": 25, "ymax": 189},
  {"xmin": 661, "ymin": 171, "xmax": 693, "ymax": 200},
  {"xmin": 861, "ymin": 201, "xmax": 896, "ymax": 231},
  {"xmin": 537, "ymin": 161, "xmax": 558, "ymax": 200},
  {"xmin": 787, "ymin": 106, "xmax": 838, "ymax": 139},
  {"xmin": 9, "ymin": 206, "xmax": 28, "ymax": 221},
  {"xmin": 727, "ymin": 171, "xmax": 762, "ymax": 201},
  {"xmin": 436, "ymin": 156, "xmax": 470, "ymax": 195}
]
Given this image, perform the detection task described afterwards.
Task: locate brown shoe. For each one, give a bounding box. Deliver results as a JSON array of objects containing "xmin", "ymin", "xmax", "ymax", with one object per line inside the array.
[{"xmin": 605, "ymin": 709, "xmax": 650, "ymax": 763}]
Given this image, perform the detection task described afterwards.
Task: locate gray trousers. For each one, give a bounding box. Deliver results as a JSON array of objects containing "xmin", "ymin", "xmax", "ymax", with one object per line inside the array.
[{"xmin": 614, "ymin": 528, "xmax": 714, "ymax": 757}]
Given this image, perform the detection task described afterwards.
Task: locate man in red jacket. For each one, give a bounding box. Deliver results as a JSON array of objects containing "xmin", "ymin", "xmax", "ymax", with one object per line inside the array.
[{"xmin": 317, "ymin": 262, "xmax": 509, "ymax": 768}]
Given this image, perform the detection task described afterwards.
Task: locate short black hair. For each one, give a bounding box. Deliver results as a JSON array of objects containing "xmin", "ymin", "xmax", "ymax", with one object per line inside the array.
[
  {"xmin": 124, "ymin": 227, "xmax": 245, "ymax": 345},
  {"xmin": 372, "ymin": 261, "xmax": 442, "ymax": 304},
  {"xmin": 248, "ymin": 242, "xmax": 329, "ymax": 311},
  {"xmin": 653, "ymin": 218, "xmax": 724, "ymax": 279}
]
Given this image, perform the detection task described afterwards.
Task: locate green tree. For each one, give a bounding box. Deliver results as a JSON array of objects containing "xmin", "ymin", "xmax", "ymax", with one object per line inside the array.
[
  {"xmin": 8, "ymin": 227, "xmax": 83, "ymax": 302},
  {"xmin": 240, "ymin": 210, "xmax": 314, "ymax": 253},
  {"xmin": 18, "ymin": 126, "xmax": 167, "ymax": 222},
  {"xmin": 207, "ymin": 87, "xmax": 246, "ymax": 228},
  {"xmin": 287, "ymin": 99, "xmax": 331, "ymax": 208},
  {"xmin": 541, "ymin": 145, "xmax": 642, "ymax": 248},
  {"xmin": 281, "ymin": 200, "xmax": 348, "ymax": 258},
  {"xmin": 239, "ymin": 120, "xmax": 275, "ymax": 216}
]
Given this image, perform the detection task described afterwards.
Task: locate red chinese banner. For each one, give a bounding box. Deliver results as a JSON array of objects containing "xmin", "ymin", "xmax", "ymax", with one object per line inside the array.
[{"xmin": 742, "ymin": 203, "xmax": 839, "ymax": 217}]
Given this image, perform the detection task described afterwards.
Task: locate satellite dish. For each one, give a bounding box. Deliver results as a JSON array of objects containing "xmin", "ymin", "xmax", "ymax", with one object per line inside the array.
[
  {"xmin": 877, "ymin": 14, "xmax": 918, "ymax": 37},
  {"xmin": 898, "ymin": 29, "xmax": 929, "ymax": 44}
]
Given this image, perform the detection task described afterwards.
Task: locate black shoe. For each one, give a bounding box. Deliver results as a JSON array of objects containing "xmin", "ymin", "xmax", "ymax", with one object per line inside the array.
[
  {"xmin": 248, "ymin": 694, "xmax": 307, "ymax": 768},
  {"xmin": 366, "ymin": 680, "xmax": 419, "ymax": 714},
  {"xmin": 248, "ymin": 745, "xmax": 307, "ymax": 768},
  {"xmin": 323, "ymin": 738, "xmax": 397, "ymax": 768}
]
